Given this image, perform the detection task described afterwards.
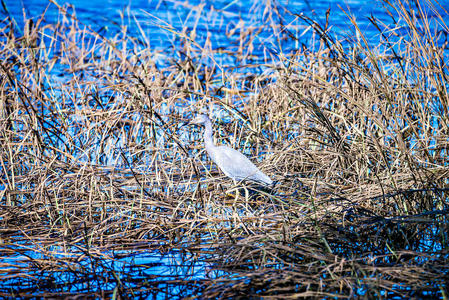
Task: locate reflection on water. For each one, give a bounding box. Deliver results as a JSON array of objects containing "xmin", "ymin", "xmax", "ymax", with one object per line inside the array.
[
  {"xmin": 0, "ymin": 190, "xmax": 446, "ymax": 298},
  {"xmin": 0, "ymin": 244, "xmax": 227, "ymax": 298}
]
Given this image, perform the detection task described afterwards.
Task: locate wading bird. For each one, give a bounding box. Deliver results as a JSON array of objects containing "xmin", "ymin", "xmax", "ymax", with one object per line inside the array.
[{"xmin": 189, "ymin": 114, "xmax": 273, "ymax": 187}]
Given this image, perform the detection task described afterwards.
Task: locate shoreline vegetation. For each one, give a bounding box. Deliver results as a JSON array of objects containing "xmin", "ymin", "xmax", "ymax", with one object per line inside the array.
[{"xmin": 1, "ymin": 0, "xmax": 448, "ymax": 298}]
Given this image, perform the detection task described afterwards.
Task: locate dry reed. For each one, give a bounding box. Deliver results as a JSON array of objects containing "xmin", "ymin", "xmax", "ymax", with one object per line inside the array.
[{"xmin": 0, "ymin": 0, "xmax": 448, "ymax": 298}]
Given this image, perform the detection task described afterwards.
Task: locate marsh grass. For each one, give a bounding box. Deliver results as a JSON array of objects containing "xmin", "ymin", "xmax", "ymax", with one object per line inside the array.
[{"xmin": 0, "ymin": 0, "xmax": 448, "ymax": 298}]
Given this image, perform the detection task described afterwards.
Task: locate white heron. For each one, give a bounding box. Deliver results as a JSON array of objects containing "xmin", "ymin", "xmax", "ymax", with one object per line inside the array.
[{"xmin": 189, "ymin": 114, "xmax": 273, "ymax": 187}]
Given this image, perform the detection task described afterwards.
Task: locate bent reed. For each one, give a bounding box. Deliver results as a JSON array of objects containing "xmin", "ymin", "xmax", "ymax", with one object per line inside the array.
[{"xmin": 0, "ymin": 0, "xmax": 448, "ymax": 298}]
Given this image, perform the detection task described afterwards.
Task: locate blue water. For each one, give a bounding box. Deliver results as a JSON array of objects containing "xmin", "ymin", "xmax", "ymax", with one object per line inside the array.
[
  {"xmin": 7, "ymin": 0, "xmax": 448, "ymax": 41},
  {"xmin": 4, "ymin": 0, "xmax": 448, "ymax": 82},
  {"xmin": 0, "ymin": 244, "xmax": 225, "ymax": 298},
  {"xmin": 4, "ymin": 0, "xmax": 386, "ymax": 36},
  {"xmin": 1, "ymin": 0, "xmax": 418, "ymax": 55}
]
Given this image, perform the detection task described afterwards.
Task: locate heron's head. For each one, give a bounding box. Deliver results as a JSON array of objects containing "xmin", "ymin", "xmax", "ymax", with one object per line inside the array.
[{"xmin": 189, "ymin": 114, "xmax": 210, "ymax": 126}]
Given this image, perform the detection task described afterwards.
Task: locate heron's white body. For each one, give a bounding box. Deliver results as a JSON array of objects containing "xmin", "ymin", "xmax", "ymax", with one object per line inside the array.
[{"xmin": 191, "ymin": 114, "xmax": 273, "ymax": 186}]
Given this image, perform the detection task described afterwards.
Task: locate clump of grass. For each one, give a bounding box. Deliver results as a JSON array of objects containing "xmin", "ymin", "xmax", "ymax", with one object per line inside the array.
[{"xmin": 0, "ymin": 0, "xmax": 448, "ymax": 298}]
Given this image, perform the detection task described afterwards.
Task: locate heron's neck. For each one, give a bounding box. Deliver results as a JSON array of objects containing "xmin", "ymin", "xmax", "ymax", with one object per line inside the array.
[{"xmin": 203, "ymin": 119, "xmax": 215, "ymax": 149}]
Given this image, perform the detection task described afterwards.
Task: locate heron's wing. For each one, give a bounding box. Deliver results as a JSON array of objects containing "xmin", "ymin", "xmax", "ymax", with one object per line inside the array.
[{"xmin": 212, "ymin": 146, "xmax": 270, "ymax": 184}]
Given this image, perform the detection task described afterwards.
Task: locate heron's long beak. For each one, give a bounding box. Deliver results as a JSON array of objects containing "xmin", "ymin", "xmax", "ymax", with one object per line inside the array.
[{"xmin": 179, "ymin": 121, "xmax": 190, "ymax": 128}]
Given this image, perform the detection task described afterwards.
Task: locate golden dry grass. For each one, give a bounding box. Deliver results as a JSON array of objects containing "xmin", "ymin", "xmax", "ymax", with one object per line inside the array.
[{"xmin": 0, "ymin": 0, "xmax": 448, "ymax": 298}]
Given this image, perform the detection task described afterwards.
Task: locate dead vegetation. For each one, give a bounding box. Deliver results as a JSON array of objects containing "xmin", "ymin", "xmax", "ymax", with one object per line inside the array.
[{"xmin": 0, "ymin": 0, "xmax": 448, "ymax": 298}]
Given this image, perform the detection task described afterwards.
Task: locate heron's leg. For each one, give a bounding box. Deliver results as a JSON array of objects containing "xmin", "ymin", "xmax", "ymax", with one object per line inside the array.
[
  {"xmin": 235, "ymin": 182, "xmax": 251, "ymax": 210},
  {"xmin": 218, "ymin": 182, "xmax": 226, "ymax": 194},
  {"xmin": 224, "ymin": 180, "xmax": 236, "ymax": 200},
  {"xmin": 229, "ymin": 179, "xmax": 240, "ymax": 206}
]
